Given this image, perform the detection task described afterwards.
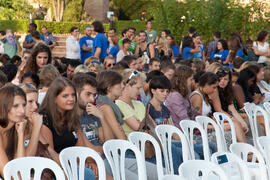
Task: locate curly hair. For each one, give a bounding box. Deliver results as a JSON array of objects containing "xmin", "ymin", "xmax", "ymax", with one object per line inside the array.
[
  {"xmin": 25, "ymin": 43, "xmax": 52, "ymax": 73},
  {"xmin": 171, "ymin": 65, "xmax": 194, "ymax": 98}
]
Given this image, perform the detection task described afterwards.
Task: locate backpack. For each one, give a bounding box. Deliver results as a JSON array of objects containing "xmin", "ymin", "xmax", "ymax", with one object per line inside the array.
[{"xmin": 247, "ymin": 42, "xmax": 259, "ymax": 61}]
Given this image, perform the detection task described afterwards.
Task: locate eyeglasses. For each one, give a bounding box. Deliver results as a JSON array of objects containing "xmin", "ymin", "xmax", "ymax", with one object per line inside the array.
[
  {"xmin": 91, "ymin": 61, "xmax": 101, "ymax": 65},
  {"xmin": 126, "ymin": 70, "xmax": 139, "ymax": 83}
]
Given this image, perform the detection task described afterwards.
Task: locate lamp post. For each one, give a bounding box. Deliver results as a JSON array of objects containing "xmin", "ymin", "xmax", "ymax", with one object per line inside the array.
[{"xmin": 29, "ymin": 13, "xmax": 33, "ymax": 23}]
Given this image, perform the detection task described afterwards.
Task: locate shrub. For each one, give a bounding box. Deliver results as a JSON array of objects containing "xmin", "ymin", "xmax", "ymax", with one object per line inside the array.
[{"xmin": 0, "ymin": 20, "xmax": 29, "ymax": 32}]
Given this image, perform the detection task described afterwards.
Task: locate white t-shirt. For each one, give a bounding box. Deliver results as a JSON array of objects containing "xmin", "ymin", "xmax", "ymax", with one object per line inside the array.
[
  {"xmin": 66, "ymin": 36, "xmax": 80, "ymax": 59},
  {"xmin": 116, "ymin": 50, "xmax": 132, "ymax": 62},
  {"xmin": 253, "ymin": 41, "xmax": 269, "ymax": 63}
]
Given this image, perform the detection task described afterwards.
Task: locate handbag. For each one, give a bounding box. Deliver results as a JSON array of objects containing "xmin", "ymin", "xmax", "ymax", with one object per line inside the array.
[
  {"xmin": 248, "ymin": 42, "xmax": 259, "ymax": 61},
  {"xmin": 138, "ymin": 105, "xmax": 160, "ymax": 159}
]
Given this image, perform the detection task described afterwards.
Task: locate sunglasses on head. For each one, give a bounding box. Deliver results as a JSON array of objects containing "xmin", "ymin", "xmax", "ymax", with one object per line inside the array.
[
  {"xmin": 216, "ymin": 68, "xmax": 230, "ymax": 77},
  {"xmin": 91, "ymin": 61, "xmax": 101, "ymax": 65},
  {"xmin": 126, "ymin": 70, "xmax": 139, "ymax": 83}
]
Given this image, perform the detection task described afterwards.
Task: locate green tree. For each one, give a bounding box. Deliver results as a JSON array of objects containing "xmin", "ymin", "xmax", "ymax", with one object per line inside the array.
[
  {"xmin": 63, "ymin": 0, "xmax": 84, "ymax": 22},
  {"xmin": 0, "ymin": 0, "xmax": 34, "ymax": 20}
]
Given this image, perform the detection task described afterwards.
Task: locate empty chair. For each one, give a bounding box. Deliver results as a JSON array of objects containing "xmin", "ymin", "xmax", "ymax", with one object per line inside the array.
[
  {"xmin": 178, "ymin": 160, "xmax": 229, "ymax": 180},
  {"xmin": 180, "ymin": 120, "xmax": 211, "ymax": 161},
  {"xmin": 162, "ymin": 175, "xmax": 186, "ymax": 180},
  {"xmin": 213, "ymin": 112, "xmax": 237, "ymax": 145},
  {"xmin": 196, "ymin": 116, "xmax": 227, "ymax": 152},
  {"xmin": 59, "ymin": 146, "xmax": 106, "ymax": 180},
  {"xmin": 255, "ymin": 104, "xmax": 270, "ymax": 136},
  {"xmin": 103, "ymin": 139, "xmax": 147, "ymax": 180},
  {"xmin": 3, "ymin": 157, "xmax": 65, "ymax": 180},
  {"xmin": 230, "ymin": 142, "xmax": 268, "ymax": 180},
  {"xmin": 257, "ymin": 136, "xmax": 270, "ymax": 176},
  {"xmin": 211, "ymin": 152, "xmax": 252, "ymax": 180},
  {"xmin": 155, "ymin": 124, "xmax": 191, "ymax": 174},
  {"xmin": 128, "ymin": 132, "xmax": 164, "ymax": 180}
]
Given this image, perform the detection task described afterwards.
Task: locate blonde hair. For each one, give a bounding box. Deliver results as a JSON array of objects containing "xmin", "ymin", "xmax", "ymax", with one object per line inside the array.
[
  {"xmin": 74, "ymin": 64, "xmax": 90, "ymax": 74},
  {"xmin": 239, "ymin": 61, "xmax": 257, "ymax": 71},
  {"xmin": 84, "ymin": 57, "xmax": 100, "ymax": 66},
  {"xmin": 157, "ymin": 37, "xmax": 171, "ymax": 56},
  {"xmin": 19, "ymin": 83, "xmax": 38, "ymax": 94},
  {"xmin": 122, "ymin": 69, "xmax": 146, "ymax": 86},
  {"xmin": 38, "ymin": 64, "xmax": 60, "ymax": 87},
  {"xmin": 206, "ymin": 62, "xmax": 223, "ymax": 74},
  {"xmin": 88, "ymin": 63, "xmax": 104, "ymax": 74},
  {"xmin": 103, "ymin": 56, "xmax": 115, "ymax": 67}
]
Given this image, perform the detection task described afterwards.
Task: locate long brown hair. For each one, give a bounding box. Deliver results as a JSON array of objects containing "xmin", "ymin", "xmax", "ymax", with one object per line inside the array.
[
  {"xmin": 39, "ymin": 77, "xmax": 80, "ymax": 135},
  {"xmin": 171, "ymin": 66, "xmax": 194, "ymax": 98},
  {"xmin": 0, "ymin": 85, "xmax": 26, "ymax": 160}
]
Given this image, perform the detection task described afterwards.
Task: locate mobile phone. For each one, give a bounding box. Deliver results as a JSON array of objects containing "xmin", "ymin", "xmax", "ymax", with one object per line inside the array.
[
  {"xmin": 216, "ymin": 154, "xmax": 228, "ymax": 164},
  {"xmin": 219, "ymin": 115, "xmax": 223, "ymax": 121}
]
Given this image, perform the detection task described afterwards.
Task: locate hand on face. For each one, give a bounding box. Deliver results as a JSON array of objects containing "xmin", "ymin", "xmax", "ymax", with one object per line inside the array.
[
  {"xmin": 28, "ymin": 112, "xmax": 43, "ymax": 129},
  {"xmin": 86, "ymin": 103, "xmax": 103, "ymax": 118},
  {"xmin": 15, "ymin": 119, "xmax": 27, "ymax": 135}
]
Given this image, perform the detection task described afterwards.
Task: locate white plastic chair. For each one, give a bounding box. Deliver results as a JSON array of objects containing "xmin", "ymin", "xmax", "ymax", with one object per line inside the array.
[
  {"xmin": 196, "ymin": 116, "xmax": 227, "ymax": 152},
  {"xmin": 162, "ymin": 175, "xmax": 186, "ymax": 180},
  {"xmin": 178, "ymin": 160, "xmax": 229, "ymax": 180},
  {"xmin": 155, "ymin": 124, "xmax": 191, "ymax": 174},
  {"xmin": 263, "ymin": 102, "xmax": 270, "ymax": 114},
  {"xmin": 244, "ymin": 102, "xmax": 259, "ymax": 148},
  {"xmin": 59, "ymin": 146, "xmax": 106, "ymax": 180},
  {"xmin": 128, "ymin": 132, "xmax": 164, "ymax": 180},
  {"xmin": 3, "ymin": 157, "xmax": 65, "ymax": 180},
  {"xmin": 211, "ymin": 152, "xmax": 252, "ymax": 180},
  {"xmin": 213, "ymin": 112, "xmax": 237, "ymax": 145},
  {"xmin": 103, "ymin": 139, "xmax": 147, "ymax": 180},
  {"xmin": 230, "ymin": 142, "xmax": 268, "ymax": 180},
  {"xmin": 180, "ymin": 120, "xmax": 211, "ymax": 161},
  {"xmin": 254, "ymin": 105, "xmax": 270, "ymax": 136},
  {"xmin": 257, "ymin": 136, "xmax": 270, "ymax": 175}
]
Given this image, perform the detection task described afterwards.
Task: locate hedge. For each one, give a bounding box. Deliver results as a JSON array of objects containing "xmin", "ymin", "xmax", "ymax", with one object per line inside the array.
[{"xmin": 0, "ymin": 20, "xmax": 156, "ymax": 35}]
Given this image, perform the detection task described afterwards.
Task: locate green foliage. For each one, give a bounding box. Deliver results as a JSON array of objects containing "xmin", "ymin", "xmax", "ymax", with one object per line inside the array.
[
  {"xmin": 0, "ymin": 20, "xmax": 29, "ymax": 32},
  {"xmin": 63, "ymin": 0, "xmax": 84, "ymax": 22},
  {"xmin": 0, "ymin": 0, "xmax": 34, "ymax": 20},
  {"xmin": 150, "ymin": 0, "xmax": 270, "ymax": 42},
  {"xmin": 112, "ymin": 0, "xmax": 152, "ymax": 20}
]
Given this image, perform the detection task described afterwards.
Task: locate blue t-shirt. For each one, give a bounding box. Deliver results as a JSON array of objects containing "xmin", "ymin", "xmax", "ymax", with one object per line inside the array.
[
  {"xmin": 149, "ymin": 103, "xmax": 170, "ymax": 125},
  {"xmin": 109, "ymin": 45, "xmax": 120, "ymax": 58},
  {"xmin": 236, "ymin": 49, "xmax": 244, "ymax": 58},
  {"xmin": 93, "ymin": 33, "xmax": 108, "ymax": 59},
  {"xmin": 24, "ymin": 34, "xmax": 33, "ymax": 44},
  {"xmin": 182, "ymin": 47, "xmax": 193, "ymax": 60},
  {"xmin": 80, "ymin": 36, "xmax": 95, "ymax": 63},
  {"xmin": 79, "ymin": 111, "xmax": 102, "ymax": 146},
  {"xmin": 193, "ymin": 44, "xmax": 205, "ymax": 59},
  {"xmin": 210, "ymin": 50, "xmax": 229, "ymax": 62},
  {"xmin": 171, "ymin": 45, "xmax": 180, "ymax": 57}
]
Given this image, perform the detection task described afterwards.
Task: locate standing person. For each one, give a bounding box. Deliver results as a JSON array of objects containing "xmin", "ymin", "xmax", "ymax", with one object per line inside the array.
[
  {"xmin": 145, "ymin": 20, "xmax": 157, "ymax": 43},
  {"xmin": 182, "ymin": 36, "xmax": 200, "ymax": 60},
  {"xmin": 23, "ymin": 23, "xmax": 37, "ymax": 50},
  {"xmin": 116, "ymin": 38, "xmax": 132, "ymax": 63},
  {"xmin": 167, "ymin": 34, "xmax": 179, "ymax": 59},
  {"xmin": 80, "ymin": 25, "xmax": 95, "ymax": 64},
  {"xmin": 210, "ymin": 39, "xmax": 229, "ymax": 63},
  {"xmin": 66, "ymin": 27, "xmax": 80, "ymax": 59},
  {"xmin": 207, "ymin": 31, "xmax": 221, "ymax": 58},
  {"xmin": 40, "ymin": 26, "xmax": 56, "ymax": 49},
  {"xmin": 92, "ymin": 21, "xmax": 108, "ymax": 60},
  {"xmin": 119, "ymin": 27, "xmax": 137, "ymax": 54},
  {"xmin": 39, "ymin": 77, "xmax": 96, "ymax": 180},
  {"xmin": 3, "ymin": 29, "xmax": 21, "ymax": 58},
  {"xmin": 135, "ymin": 30, "xmax": 155, "ymax": 60},
  {"xmin": 0, "ymin": 86, "xmax": 27, "ymax": 177},
  {"xmin": 192, "ymin": 32, "xmax": 206, "ymax": 61},
  {"xmin": 253, "ymin": 30, "xmax": 270, "ymax": 63}
]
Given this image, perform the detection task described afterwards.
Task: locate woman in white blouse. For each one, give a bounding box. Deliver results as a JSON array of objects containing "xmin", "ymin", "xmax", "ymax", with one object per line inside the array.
[
  {"xmin": 253, "ymin": 30, "xmax": 270, "ymax": 63},
  {"xmin": 66, "ymin": 27, "xmax": 80, "ymax": 59}
]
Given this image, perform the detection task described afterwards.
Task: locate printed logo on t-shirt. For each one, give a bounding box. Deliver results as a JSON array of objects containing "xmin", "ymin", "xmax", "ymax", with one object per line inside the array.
[{"xmin": 82, "ymin": 122, "xmax": 99, "ymax": 141}]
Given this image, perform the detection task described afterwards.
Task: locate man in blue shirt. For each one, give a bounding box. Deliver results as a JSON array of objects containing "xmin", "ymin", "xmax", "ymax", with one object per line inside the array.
[
  {"xmin": 80, "ymin": 25, "xmax": 95, "ymax": 64},
  {"xmin": 92, "ymin": 21, "xmax": 108, "ymax": 61},
  {"xmin": 23, "ymin": 23, "xmax": 37, "ymax": 50}
]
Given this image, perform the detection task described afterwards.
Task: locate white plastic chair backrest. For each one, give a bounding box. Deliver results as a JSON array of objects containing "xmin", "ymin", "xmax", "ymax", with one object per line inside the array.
[
  {"xmin": 128, "ymin": 132, "xmax": 164, "ymax": 180},
  {"xmin": 180, "ymin": 120, "xmax": 210, "ymax": 161},
  {"xmin": 230, "ymin": 142, "xmax": 268, "ymax": 180},
  {"xmin": 196, "ymin": 116, "xmax": 226, "ymax": 152},
  {"xmin": 263, "ymin": 102, "xmax": 270, "ymax": 114},
  {"xmin": 3, "ymin": 157, "xmax": 65, "ymax": 180},
  {"xmin": 244, "ymin": 103, "xmax": 259, "ymax": 148},
  {"xmin": 59, "ymin": 146, "xmax": 106, "ymax": 180},
  {"xmin": 211, "ymin": 152, "xmax": 252, "ymax": 180},
  {"xmin": 257, "ymin": 136, "xmax": 270, "ymax": 167},
  {"xmin": 161, "ymin": 175, "xmax": 186, "ymax": 180},
  {"xmin": 155, "ymin": 124, "xmax": 191, "ymax": 175},
  {"xmin": 254, "ymin": 105, "xmax": 270, "ymax": 136},
  {"xmin": 178, "ymin": 160, "xmax": 229, "ymax": 180},
  {"xmin": 213, "ymin": 112, "xmax": 237, "ymax": 144},
  {"xmin": 103, "ymin": 139, "xmax": 147, "ymax": 180}
]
